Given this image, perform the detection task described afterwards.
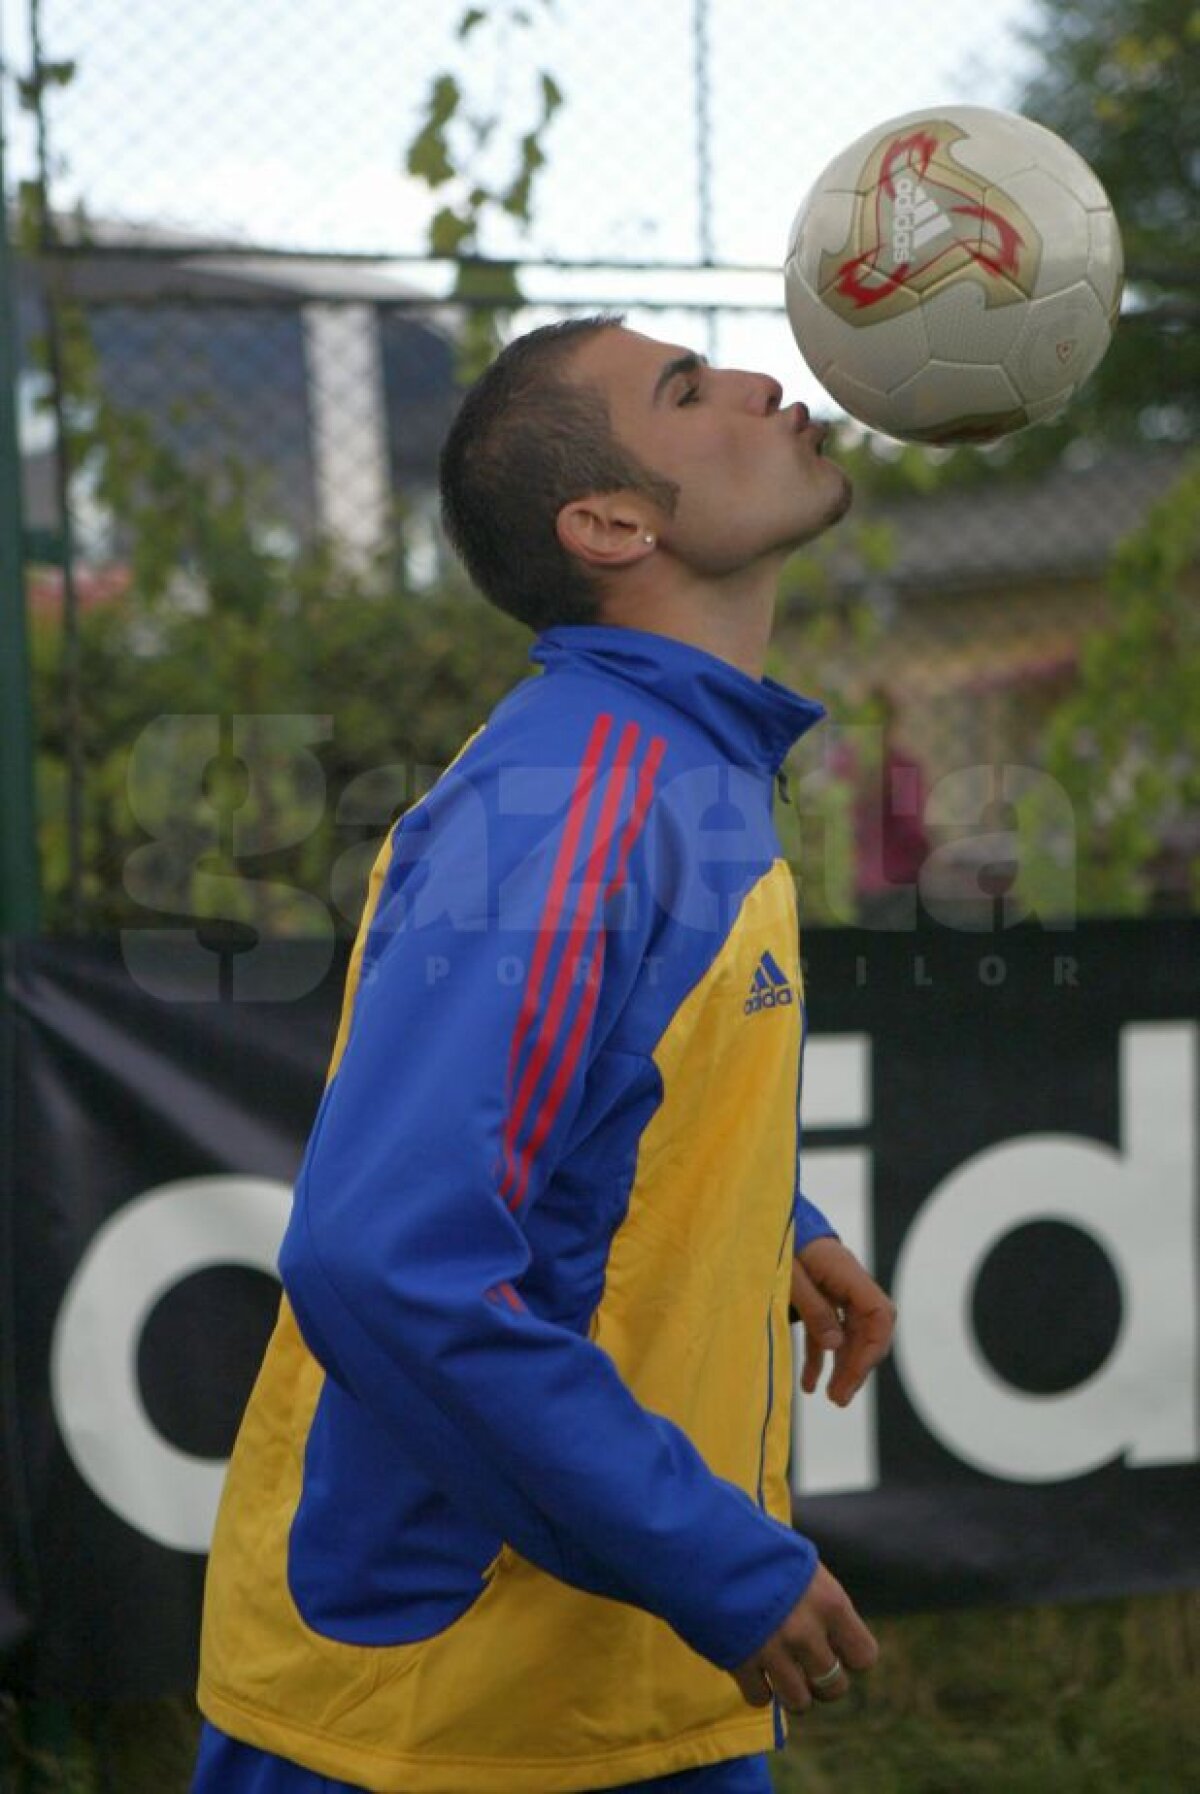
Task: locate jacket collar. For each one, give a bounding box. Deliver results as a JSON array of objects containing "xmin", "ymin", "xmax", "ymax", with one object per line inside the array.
[{"xmin": 530, "ymin": 624, "xmax": 825, "ymax": 775}]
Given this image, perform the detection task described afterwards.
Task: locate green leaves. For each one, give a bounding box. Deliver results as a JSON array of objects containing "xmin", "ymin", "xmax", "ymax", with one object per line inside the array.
[
  {"xmin": 1041, "ymin": 451, "xmax": 1200, "ymax": 912},
  {"xmin": 1015, "ymin": 0, "xmax": 1200, "ymax": 440},
  {"xmin": 29, "ymin": 393, "xmax": 533, "ymax": 932},
  {"xmin": 405, "ymin": 74, "xmax": 460, "ymax": 186},
  {"xmin": 401, "ymin": 3, "xmax": 566, "ymax": 375},
  {"xmin": 429, "ymin": 206, "xmax": 473, "ymax": 256},
  {"xmin": 500, "ymin": 74, "xmax": 561, "ymax": 221},
  {"xmin": 16, "ymin": 57, "xmax": 76, "ymax": 109}
]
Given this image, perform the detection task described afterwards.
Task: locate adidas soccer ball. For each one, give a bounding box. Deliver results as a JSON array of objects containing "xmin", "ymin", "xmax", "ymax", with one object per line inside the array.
[{"xmin": 783, "ymin": 105, "xmax": 1124, "ymax": 444}]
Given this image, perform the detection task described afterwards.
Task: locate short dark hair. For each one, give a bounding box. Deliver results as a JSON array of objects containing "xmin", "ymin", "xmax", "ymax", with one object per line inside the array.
[{"xmin": 438, "ymin": 315, "xmax": 679, "ymax": 632}]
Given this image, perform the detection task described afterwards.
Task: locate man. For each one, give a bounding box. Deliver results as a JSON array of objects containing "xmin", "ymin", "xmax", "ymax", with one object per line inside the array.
[{"xmin": 193, "ymin": 317, "xmax": 894, "ymax": 1794}]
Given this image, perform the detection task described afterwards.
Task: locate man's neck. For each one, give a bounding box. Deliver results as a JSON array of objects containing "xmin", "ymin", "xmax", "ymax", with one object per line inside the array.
[{"xmin": 599, "ymin": 565, "xmax": 782, "ymax": 681}]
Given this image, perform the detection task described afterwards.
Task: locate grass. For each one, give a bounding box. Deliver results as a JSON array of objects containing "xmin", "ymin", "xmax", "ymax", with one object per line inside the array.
[
  {"xmin": 3, "ymin": 1592, "xmax": 1197, "ymax": 1792},
  {"xmin": 771, "ymin": 1590, "xmax": 1200, "ymax": 1794}
]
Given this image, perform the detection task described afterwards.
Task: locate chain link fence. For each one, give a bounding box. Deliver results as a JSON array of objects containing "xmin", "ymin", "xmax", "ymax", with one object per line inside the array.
[
  {"xmin": 1, "ymin": 8, "xmax": 1198, "ymax": 1784},
  {"xmin": 3, "ymin": 0, "xmax": 1197, "ymax": 936}
]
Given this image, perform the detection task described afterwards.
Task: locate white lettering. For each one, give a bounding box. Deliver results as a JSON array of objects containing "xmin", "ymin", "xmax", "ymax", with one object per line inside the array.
[
  {"xmin": 803, "ymin": 1035, "xmax": 871, "ymax": 1129},
  {"xmin": 892, "ymin": 1024, "xmax": 1198, "ymax": 1481},
  {"xmin": 792, "ymin": 1146, "xmax": 877, "ymax": 1495},
  {"xmin": 51, "ymin": 1177, "xmax": 290, "ymax": 1553}
]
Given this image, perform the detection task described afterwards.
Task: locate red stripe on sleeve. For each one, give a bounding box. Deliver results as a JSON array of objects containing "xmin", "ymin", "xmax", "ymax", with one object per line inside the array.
[
  {"xmin": 500, "ymin": 719, "xmax": 640, "ymax": 1205},
  {"xmin": 499, "ymin": 712, "xmax": 614, "ymax": 1190},
  {"xmin": 501, "ymin": 727, "xmax": 666, "ymax": 1212},
  {"xmin": 484, "ymin": 1281, "xmax": 525, "ymax": 1311},
  {"xmin": 608, "ymin": 733, "xmax": 667, "ymax": 897}
]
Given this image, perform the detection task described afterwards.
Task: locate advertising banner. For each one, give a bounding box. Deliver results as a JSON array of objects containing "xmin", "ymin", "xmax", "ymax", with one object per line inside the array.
[{"xmin": 1, "ymin": 922, "xmax": 1196, "ymax": 1697}]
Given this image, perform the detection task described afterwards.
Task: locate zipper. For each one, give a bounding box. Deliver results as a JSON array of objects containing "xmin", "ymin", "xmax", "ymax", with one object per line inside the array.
[
  {"xmin": 756, "ymin": 1221, "xmax": 793, "ymax": 1751},
  {"xmin": 755, "ymin": 1206, "xmax": 795, "ymax": 1506},
  {"xmin": 754, "ymin": 1304, "xmax": 781, "ymax": 1746},
  {"xmin": 755, "ymin": 1301, "xmax": 775, "ymax": 1511}
]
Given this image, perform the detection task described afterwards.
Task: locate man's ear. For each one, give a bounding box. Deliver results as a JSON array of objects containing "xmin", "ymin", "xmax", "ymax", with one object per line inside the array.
[{"xmin": 556, "ymin": 493, "xmax": 658, "ymax": 569}]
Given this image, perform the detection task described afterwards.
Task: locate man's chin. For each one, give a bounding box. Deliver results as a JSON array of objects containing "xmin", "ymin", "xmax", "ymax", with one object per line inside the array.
[
  {"xmin": 787, "ymin": 474, "xmax": 854, "ymax": 550},
  {"xmin": 826, "ymin": 466, "xmax": 854, "ymax": 524}
]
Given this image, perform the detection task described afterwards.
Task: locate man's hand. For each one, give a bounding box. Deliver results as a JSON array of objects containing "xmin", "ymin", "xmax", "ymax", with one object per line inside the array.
[
  {"xmin": 791, "ymin": 1236, "xmax": 895, "ymax": 1408},
  {"xmin": 731, "ymin": 1563, "xmax": 878, "ymax": 1712}
]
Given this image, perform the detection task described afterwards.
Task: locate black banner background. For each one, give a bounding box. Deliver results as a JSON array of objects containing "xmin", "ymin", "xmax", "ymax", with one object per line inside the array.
[
  {"xmin": 797, "ymin": 921, "xmax": 1198, "ymax": 1615},
  {"xmin": 1, "ymin": 921, "xmax": 1197, "ymax": 1699}
]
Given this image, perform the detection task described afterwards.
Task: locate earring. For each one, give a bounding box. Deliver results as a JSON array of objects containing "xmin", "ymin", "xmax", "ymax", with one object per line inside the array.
[{"xmin": 642, "ymin": 533, "xmax": 656, "ymax": 546}]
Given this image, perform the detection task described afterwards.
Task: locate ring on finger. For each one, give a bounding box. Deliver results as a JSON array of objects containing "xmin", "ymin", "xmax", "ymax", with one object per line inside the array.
[{"xmin": 808, "ymin": 1657, "xmax": 843, "ymax": 1692}]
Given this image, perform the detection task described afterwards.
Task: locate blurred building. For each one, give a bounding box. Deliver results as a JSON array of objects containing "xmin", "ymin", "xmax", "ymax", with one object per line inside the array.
[
  {"xmin": 14, "ymin": 217, "xmax": 458, "ymax": 571},
  {"xmin": 783, "ymin": 444, "xmax": 1193, "ymax": 770}
]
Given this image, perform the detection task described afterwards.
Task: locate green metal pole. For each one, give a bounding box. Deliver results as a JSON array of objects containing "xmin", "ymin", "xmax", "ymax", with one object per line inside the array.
[{"xmin": 0, "ymin": 43, "xmax": 41, "ymax": 936}]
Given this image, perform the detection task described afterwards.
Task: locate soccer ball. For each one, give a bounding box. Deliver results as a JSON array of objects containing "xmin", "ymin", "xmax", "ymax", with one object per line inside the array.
[{"xmin": 783, "ymin": 105, "xmax": 1124, "ymax": 444}]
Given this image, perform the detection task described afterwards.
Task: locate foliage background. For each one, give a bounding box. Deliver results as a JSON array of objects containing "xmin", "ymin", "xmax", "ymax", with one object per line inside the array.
[{"xmin": 10, "ymin": 0, "xmax": 1199, "ymax": 935}]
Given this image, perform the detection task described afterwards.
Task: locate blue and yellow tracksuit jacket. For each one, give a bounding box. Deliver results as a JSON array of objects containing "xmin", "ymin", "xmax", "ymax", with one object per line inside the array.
[{"xmin": 198, "ymin": 624, "xmax": 833, "ymax": 1792}]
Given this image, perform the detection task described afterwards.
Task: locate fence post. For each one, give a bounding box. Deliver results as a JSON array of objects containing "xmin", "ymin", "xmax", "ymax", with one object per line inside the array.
[{"xmin": 0, "ymin": 46, "xmax": 40, "ymax": 937}]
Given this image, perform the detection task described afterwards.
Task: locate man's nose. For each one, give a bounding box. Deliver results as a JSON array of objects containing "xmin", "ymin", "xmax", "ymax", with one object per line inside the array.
[
  {"xmin": 757, "ymin": 374, "xmax": 784, "ymax": 414},
  {"xmin": 722, "ymin": 369, "xmax": 783, "ymax": 414}
]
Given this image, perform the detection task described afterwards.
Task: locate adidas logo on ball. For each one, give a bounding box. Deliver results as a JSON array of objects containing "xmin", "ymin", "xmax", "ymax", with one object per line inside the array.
[{"xmin": 890, "ymin": 172, "xmax": 951, "ymax": 264}]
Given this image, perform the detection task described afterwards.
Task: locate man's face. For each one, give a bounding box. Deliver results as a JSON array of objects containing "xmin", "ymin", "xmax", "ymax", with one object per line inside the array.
[{"xmin": 566, "ymin": 326, "xmax": 852, "ymax": 576}]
